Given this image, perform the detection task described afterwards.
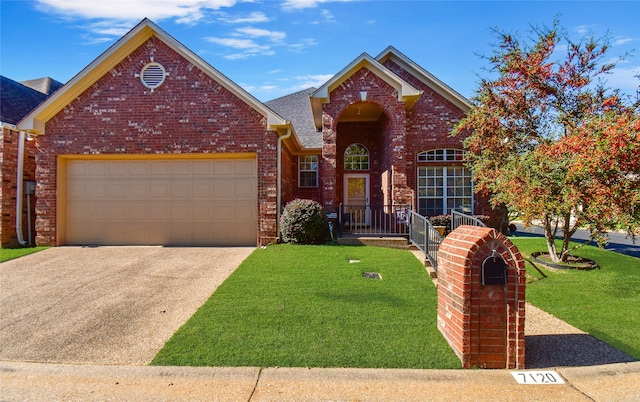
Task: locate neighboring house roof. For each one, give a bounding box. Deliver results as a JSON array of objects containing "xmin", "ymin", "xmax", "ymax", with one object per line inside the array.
[
  {"xmin": 20, "ymin": 77, "xmax": 64, "ymax": 96},
  {"xmin": 266, "ymin": 87, "xmax": 322, "ymax": 150},
  {"xmin": 310, "ymin": 52, "xmax": 423, "ymax": 130},
  {"xmin": 0, "ymin": 75, "xmax": 48, "ymax": 125},
  {"xmin": 375, "ymin": 46, "xmax": 472, "ymax": 112},
  {"xmin": 18, "ymin": 18, "xmax": 289, "ymax": 136}
]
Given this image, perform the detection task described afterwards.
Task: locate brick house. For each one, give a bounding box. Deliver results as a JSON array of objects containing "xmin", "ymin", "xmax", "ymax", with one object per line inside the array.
[
  {"xmin": 7, "ymin": 18, "xmax": 496, "ymax": 248},
  {"xmin": 1, "ymin": 76, "xmax": 63, "ymax": 247}
]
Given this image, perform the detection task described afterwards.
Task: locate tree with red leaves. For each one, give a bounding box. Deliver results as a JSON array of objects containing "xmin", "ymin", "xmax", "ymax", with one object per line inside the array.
[{"xmin": 454, "ymin": 21, "xmax": 640, "ymax": 262}]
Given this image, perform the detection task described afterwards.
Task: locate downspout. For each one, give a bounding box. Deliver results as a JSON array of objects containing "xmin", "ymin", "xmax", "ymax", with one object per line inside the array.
[
  {"xmin": 276, "ymin": 126, "xmax": 292, "ymax": 242},
  {"xmin": 15, "ymin": 131, "xmax": 27, "ymax": 245}
]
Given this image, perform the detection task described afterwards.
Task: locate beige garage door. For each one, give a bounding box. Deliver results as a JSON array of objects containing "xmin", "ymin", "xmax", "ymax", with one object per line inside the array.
[{"xmin": 64, "ymin": 158, "xmax": 257, "ymax": 246}]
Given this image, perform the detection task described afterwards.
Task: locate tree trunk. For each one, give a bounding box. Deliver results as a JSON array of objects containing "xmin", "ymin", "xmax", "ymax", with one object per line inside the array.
[
  {"xmin": 559, "ymin": 212, "xmax": 573, "ymax": 262},
  {"xmin": 543, "ymin": 214, "xmax": 561, "ymax": 263}
]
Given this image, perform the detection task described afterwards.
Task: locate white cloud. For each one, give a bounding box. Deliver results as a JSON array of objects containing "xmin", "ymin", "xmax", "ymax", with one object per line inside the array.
[
  {"xmin": 205, "ymin": 37, "xmax": 260, "ymax": 49},
  {"xmin": 206, "ymin": 25, "xmax": 316, "ymax": 59},
  {"xmin": 613, "ymin": 37, "xmax": 635, "ymax": 46},
  {"xmin": 573, "ymin": 24, "xmax": 597, "ymax": 36},
  {"xmin": 218, "ymin": 11, "xmax": 270, "ymax": 24},
  {"xmin": 288, "ymin": 38, "xmax": 318, "ymax": 51},
  {"xmin": 36, "ymin": 0, "xmax": 240, "ymax": 26},
  {"xmin": 236, "ymin": 27, "xmax": 286, "ymax": 42},
  {"xmin": 607, "ymin": 65, "xmax": 640, "ymax": 96},
  {"xmin": 290, "ymin": 74, "xmax": 334, "ymax": 90},
  {"xmin": 281, "ymin": 0, "xmax": 352, "ymax": 11}
]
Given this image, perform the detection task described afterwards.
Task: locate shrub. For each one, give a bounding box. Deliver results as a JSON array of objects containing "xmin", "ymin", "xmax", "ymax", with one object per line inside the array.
[
  {"xmin": 280, "ymin": 199, "xmax": 329, "ymax": 244},
  {"xmin": 429, "ymin": 214, "xmax": 451, "ymax": 228}
]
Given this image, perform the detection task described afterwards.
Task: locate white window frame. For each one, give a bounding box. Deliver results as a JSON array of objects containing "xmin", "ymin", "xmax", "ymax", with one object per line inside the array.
[
  {"xmin": 344, "ymin": 143, "xmax": 370, "ymax": 171},
  {"xmin": 417, "ymin": 148, "xmax": 466, "ymax": 162},
  {"xmin": 417, "ymin": 149, "xmax": 473, "ymax": 216},
  {"xmin": 298, "ymin": 155, "xmax": 319, "ymax": 187}
]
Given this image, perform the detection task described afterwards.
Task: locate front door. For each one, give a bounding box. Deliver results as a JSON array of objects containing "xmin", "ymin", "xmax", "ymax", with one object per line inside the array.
[{"xmin": 344, "ymin": 174, "xmax": 370, "ymax": 226}]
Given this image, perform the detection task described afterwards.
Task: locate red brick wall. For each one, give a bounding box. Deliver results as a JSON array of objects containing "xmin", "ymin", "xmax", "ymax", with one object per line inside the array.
[
  {"xmin": 1, "ymin": 128, "xmax": 37, "ymax": 247},
  {"xmin": 34, "ymin": 36, "xmax": 279, "ymax": 246},
  {"xmin": 321, "ymin": 67, "xmax": 410, "ymax": 212},
  {"xmin": 437, "ymin": 225, "xmax": 526, "ymax": 369},
  {"xmin": 382, "ymin": 60, "xmax": 495, "ymax": 222},
  {"xmin": 336, "ymin": 121, "xmax": 384, "ymax": 205}
]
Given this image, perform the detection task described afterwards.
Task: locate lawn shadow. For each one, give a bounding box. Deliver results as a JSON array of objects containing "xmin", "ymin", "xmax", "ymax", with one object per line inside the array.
[{"xmin": 526, "ymin": 333, "xmax": 637, "ymax": 368}]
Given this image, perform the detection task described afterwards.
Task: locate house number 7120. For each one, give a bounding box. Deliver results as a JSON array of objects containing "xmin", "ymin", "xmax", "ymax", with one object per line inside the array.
[{"xmin": 510, "ymin": 371, "xmax": 565, "ymax": 384}]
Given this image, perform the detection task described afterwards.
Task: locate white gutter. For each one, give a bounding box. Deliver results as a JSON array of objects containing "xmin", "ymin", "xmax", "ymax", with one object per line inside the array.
[
  {"xmin": 276, "ymin": 127, "xmax": 293, "ymax": 242},
  {"xmin": 15, "ymin": 131, "xmax": 27, "ymax": 245}
]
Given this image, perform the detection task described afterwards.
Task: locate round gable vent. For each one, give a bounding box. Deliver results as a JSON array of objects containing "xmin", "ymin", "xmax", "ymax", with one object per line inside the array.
[{"xmin": 140, "ymin": 62, "xmax": 166, "ymax": 90}]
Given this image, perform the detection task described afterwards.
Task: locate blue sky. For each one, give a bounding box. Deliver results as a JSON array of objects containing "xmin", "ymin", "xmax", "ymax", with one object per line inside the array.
[{"xmin": 1, "ymin": 0, "xmax": 639, "ymax": 102}]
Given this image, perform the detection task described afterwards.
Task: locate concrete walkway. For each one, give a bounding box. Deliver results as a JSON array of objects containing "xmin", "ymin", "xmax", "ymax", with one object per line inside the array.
[{"xmin": 2, "ymin": 360, "xmax": 639, "ymax": 401}]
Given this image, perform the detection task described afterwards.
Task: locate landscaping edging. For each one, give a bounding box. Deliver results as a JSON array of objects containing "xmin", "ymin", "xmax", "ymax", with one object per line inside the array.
[{"xmin": 530, "ymin": 252, "xmax": 598, "ymax": 270}]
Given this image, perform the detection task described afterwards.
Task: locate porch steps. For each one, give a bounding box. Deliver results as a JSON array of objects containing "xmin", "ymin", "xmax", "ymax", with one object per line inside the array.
[{"xmin": 336, "ymin": 236, "xmax": 410, "ymax": 249}]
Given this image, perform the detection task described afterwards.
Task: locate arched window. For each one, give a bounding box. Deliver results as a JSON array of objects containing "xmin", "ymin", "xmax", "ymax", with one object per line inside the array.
[
  {"xmin": 417, "ymin": 148, "xmax": 465, "ymax": 162},
  {"xmin": 344, "ymin": 144, "xmax": 369, "ymax": 171}
]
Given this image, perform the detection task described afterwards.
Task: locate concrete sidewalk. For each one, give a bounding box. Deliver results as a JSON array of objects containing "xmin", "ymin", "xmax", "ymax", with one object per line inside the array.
[{"xmin": 2, "ymin": 360, "xmax": 639, "ymax": 401}]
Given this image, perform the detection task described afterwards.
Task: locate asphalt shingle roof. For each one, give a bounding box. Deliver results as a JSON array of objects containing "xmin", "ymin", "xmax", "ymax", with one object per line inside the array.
[
  {"xmin": 20, "ymin": 77, "xmax": 64, "ymax": 96},
  {"xmin": 0, "ymin": 76, "xmax": 49, "ymax": 125},
  {"xmin": 266, "ymin": 87, "xmax": 322, "ymax": 149}
]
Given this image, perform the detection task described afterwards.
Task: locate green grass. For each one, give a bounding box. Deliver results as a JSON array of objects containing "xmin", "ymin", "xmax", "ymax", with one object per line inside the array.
[
  {"xmin": 152, "ymin": 244, "xmax": 460, "ymax": 369},
  {"xmin": 511, "ymin": 238, "xmax": 640, "ymax": 359},
  {"xmin": 0, "ymin": 246, "xmax": 49, "ymax": 262}
]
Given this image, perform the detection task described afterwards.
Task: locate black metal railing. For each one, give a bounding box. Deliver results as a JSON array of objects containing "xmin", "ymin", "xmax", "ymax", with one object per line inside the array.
[
  {"xmin": 451, "ymin": 210, "xmax": 487, "ymax": 232},
  {"xmin": 338, "ymin": 204, "xmax": 410, "ymax": 236},
  {"xmin": 409, "ymin": 210, "xmax": 444, "ymax": 270}
]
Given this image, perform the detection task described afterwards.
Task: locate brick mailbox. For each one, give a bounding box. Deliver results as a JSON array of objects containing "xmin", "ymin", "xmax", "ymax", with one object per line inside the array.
[{"xmin": 437, "ymin": 225, "xmax": 526, "ymax": 369}]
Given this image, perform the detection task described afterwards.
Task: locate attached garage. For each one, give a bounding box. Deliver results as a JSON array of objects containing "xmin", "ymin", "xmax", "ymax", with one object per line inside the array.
[{"xmin": 60, "ymin": 156, "xmax": 258, "ymax": 246}]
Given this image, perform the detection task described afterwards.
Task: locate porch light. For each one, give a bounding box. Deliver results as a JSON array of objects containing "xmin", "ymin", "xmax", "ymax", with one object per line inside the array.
[{"xmin": 360, "ymin": 91, "xmax": 367, "ymax": 101}]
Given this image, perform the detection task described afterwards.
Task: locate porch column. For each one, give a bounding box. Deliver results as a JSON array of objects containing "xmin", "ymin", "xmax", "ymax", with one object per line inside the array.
[
  {"xmin": 321, "ymin": 112, "xmax": 337, "ymax": 213},
  {"xmin": 389, "ymin": 110, "xmax": 412, "ymax": 206}
]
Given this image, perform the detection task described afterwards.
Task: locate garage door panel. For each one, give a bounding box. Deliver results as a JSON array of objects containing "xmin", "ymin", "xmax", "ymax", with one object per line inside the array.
[
  {"xmin": 214, "ymin": 181, "xmax": 235, "ymax": 198},
  {"xmin": 236, "ymin": 181, "xmax": 256, "ymax": 198},
  {"xmin": 129, "ymin": 161, "xmax": 150, "ymax": 176},
  {"xmin": 86, "ymin": 161, "xmax": 108, "ymax": 176},
  {"xmin": 149, "ymin": 202, "xmax": 171, "ymax": 219},
  {"xmin": 235, "ymin": 159, "xmax": 256, "ymax": 175},
  {"xmin": 171, "ymin": 182, "xmax": 191, "ymax": 198},
  {"xmin": 149, "ymin": 161, "xmax": 170, "ymax": 175},
  {"xmin": 213, "ymin": 160, "xmax": 234, "ymax": 175},
  {"xmin": 108, "ymin": 161, "xmax": 129, "ymax": 176},
  {"xmin": 171, "ymin": 161, "xmax": 192, "ymax": 175},
  {"xmin": 150, "ymin": 183, "xmax": 170, "ymax": 198},
  {"xmin": 65, "ymin": 158, "xmax": 258, "ymax": 246}
]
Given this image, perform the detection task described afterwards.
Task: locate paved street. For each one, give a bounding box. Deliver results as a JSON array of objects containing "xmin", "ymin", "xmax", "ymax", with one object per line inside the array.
[{"xmin": 513, "ymin": 223, "xmax": 640, "ymax": 258}]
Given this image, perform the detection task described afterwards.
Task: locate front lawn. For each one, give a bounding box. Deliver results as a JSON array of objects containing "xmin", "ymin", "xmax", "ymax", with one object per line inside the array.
[
  {"xmin": 0, "ymin": 247, "xmax": 49, "ymax": 262},
  {"xmin": 152, "ymin": 244, "xmax": 460, "ymax": 369},
  {"xmin": 511, "ymin": 238, "xmax": 640, "ymax": 359}
]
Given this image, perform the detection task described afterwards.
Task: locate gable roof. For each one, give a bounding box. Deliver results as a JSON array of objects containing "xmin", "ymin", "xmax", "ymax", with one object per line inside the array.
[
  {"xmin": 18, "ymin": 18, "xmax": 288, "ymax": 135},
  {"xmin": 376, "ymin": 46, "xmax": 472, "ymax": 112},
  {"xmin": 20, "ymin": 77, "xmax": 64, "ymax": 95},
  {"xmin": 310, "ymin": 52, "xmax": 423, "ymax": 130},
  {"xmin": 266, "ymin": 87, "xmax": 321, "ymax": 150},
  {"xmin": 0, "ymin": 75, "xmax": 48, "ymax": 126}
]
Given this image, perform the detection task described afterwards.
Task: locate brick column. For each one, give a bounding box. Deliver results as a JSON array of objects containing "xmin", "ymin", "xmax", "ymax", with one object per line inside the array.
[{"xmin": 437, "ymin": 225, "xmax": 526, "ymax": 369}]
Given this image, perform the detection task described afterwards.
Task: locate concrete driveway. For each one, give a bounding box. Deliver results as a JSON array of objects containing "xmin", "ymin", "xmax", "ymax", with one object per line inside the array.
[{"xmin": 0, "ymin": 246, "xmax": 254, "ymax": 365}]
